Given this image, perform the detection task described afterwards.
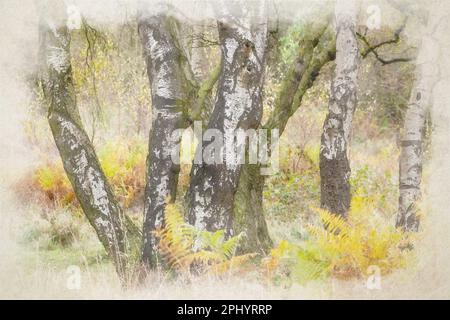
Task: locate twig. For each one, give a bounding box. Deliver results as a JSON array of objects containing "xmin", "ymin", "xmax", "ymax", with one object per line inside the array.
[{"xmin": 356, "ymin": 18, "xmax": 412, "ymax": 65}]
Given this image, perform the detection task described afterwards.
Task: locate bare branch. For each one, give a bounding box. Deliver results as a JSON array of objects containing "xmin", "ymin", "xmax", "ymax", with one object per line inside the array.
[{"xmin": 356, "ymin": 18, "xmax": 412, "ymax": 65}]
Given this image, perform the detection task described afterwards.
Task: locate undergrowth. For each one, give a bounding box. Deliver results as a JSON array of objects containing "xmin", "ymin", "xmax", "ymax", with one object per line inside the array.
[
  {"xmin": 263, "ymin": 197, "xmax": 412, "ymax": 285},
  {"xmin": 155, "ymin": 203, "xmax": 256, "ymax": 277}
]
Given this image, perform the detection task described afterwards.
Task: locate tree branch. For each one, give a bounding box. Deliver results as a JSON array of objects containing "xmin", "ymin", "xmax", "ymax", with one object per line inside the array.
[
  {"xmin": 190, "ymin": 60, "xmax": 221, "ymax": 122},
  {"xmin": 356, "ymin": 18, "xmax": 412, "ymax": 65}
]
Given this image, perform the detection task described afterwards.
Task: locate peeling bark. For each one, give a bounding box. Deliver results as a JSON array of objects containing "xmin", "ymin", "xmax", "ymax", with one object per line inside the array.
[
  {"xmin": 138, "ymin": 13, "xmax": 197, "ymax": 267},
  {"xmin": 186, "ymin": 2, "xmax": 268, "ymax": 236},
  {"xmin": 39, "ymin": 3, "xmax": 139, "ymax": 280},
  {"xmin": 319, "ymin": 0, "xmax": 359, "ymax": 218}
]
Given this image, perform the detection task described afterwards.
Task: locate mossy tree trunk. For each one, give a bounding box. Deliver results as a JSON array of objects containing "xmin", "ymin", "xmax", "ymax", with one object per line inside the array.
[
  {"xmin": 234, "ymin": 24, "xmax": 336, "ymax": 254},
  {"xmin": 138, "ymin": 12, "xmax": 198, "ymax": 267},
  {"xmin": 319, "ymin": 0, "xmax": 359, "ymax": 218},
  {"xmin": 186, "ymin": 2, "xmax": 268, "ymax": 237},
  {"xmin": 39, "ymin": 1, "xmax": 139, "ymax": 281}
]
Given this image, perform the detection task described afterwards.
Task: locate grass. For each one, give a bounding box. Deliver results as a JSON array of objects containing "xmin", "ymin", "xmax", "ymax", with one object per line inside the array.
[{"xmin": 14, "ymin": 132, "xmax": 409, "ymax": 288}]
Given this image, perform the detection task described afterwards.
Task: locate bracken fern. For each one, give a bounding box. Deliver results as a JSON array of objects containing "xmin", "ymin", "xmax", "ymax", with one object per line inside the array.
[
  {"xmin": 263, "ymin": 197, "xmax": 413, "ymax": 284},
  {"xmin": 155, "ymin": 202, "xmax": 256, "ymax": 276}
]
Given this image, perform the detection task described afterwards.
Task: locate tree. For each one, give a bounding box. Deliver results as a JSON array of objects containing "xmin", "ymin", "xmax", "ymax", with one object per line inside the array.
[
  {"xmin": 38, "ymin": 0, "xmax": 140, "ymax": 281},
  {"xmin": 234, "ymin": 20, "xmax": 336, "ymax": 253},
  {"xmin": 319, "ymin": 0, "xmax": 359, "ymax": 218},
  {"xmin": 183, "ymin": 3, "xmax": 267, "ymax": 235},
  {"xmin": 186, "ymin": 1, "xmax": 268, "ymax": 237},
  {"xmin": 39, "ymin": 0, "xmax": 336, "ymax": 277},
  {"xmin": 137, "ymin": 11, "xmax": 197, "ymax": 268},
  {"xmin": 38, "ymin": 0, "xmax": 358, "ymax": 278},
  {"xmin": 396, "ymin": 4, "xmax": 440, "ymax": 231}
]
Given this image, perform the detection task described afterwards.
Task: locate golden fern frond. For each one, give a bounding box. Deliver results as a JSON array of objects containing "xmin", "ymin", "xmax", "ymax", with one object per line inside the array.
[
  {"xmin": 317, "ymin": 208, "xmax": 349, "ymax": 236},
  {"xmin": 165, "ymin": 203, "xmax": 194, "ymax": 240},
  {"xmin": 218, "ymin": 232, "xmax": 243, "ymax": 259},
  {"xmin": 305, "ymin": 225, "xmax": 328, "ymax": 239},
  {"xmin": 156, "ymin": 230, "xmax": 191, "ymax": 268},
  {"xmin": 156, "ymin": 202, "xmax": 253, "ymax": 275},
  {"xmin": 177, "ymin": 251, "xmax": 223, "ymax": 270},
  {"xmin": 155, "ymin": 202, "xmax": 194, "ymax": 271}
]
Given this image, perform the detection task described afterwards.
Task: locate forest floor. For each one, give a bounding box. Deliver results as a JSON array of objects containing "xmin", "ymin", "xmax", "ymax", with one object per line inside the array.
[{"xmin": 0, "ymin": 134, "xmax": 445, "ymax": 299}]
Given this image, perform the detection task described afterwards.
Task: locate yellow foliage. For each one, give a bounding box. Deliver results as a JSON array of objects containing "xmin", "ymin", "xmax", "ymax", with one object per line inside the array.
[
  {"xmin": 155, "ymin": 202, "xmax": 255, "ymax": 276},
  {"xmin": 34, "ymin": 164, "xmax": 74, "ymax": 206},
  {"xmin": 264, "ymin": 197, "xmax": 413, "ymax": 284},
  {"xmin": 21, "ymin": 139, "xmax": 146, "ymax": 209}
]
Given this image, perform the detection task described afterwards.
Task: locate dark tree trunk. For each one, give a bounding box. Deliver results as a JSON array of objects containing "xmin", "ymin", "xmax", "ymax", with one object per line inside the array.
[
  {"xmin": 233, "ymin": 163, "xmax": 272, "ymax": 254},
  {"xmin": 319, "ymin": 0, "xmax": 358, "ymax": 218},
  {"xmin": 233, "ymin": 25, "xmax": 336, "ymax": 253},
  {"xmin": 138, "ymin": 13, "xmax": 197, "ymax": 267},
  {"xmin": 186, "ymin": 4, "xmax": 268, "ymax": 237},
  {"xmin": 39, "ymin": 2, "xmax": 139, "ymax": 280}
]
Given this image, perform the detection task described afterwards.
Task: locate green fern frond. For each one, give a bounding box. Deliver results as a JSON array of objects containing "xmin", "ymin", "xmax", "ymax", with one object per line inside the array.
[
  {"xmin": 156, "ymin": 202, "xmax": 254, "ymax": 276},
  {"xmin": 218, "ymin": 233, "xmax": 243, "ymax": 259}
]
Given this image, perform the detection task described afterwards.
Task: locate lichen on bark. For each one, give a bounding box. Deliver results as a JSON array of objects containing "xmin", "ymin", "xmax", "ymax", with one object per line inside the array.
[
  {"xmin": 186, "ymin": 2, "xmax": 268, "ymax": 237},
  {"xmin": 319, "ymin": 0, "xmax": 358, "ymax": 218},
  {"xmin": 39, "ymin": 3, "xmax": 139, "ymax": 281}
]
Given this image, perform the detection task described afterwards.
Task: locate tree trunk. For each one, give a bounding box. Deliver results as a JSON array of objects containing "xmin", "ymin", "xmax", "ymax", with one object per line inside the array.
[
  {"xmin": 138, "ymin": 13, "xmax": 197, "ymax": 267},
  {"xmin": 186, "ymin": 3, "xmax": 268, "ymax": 237},
  {"xmin": 234, "ymin": 27, "xmax": 336, "ymax": 253},
  {"xmin": 39, "ymin": 2, "xmax": 139, "ymax": 280},
  {"xmin": 233, "ymin": 163, "xmax": 272, "ymax": 254},
  {"xmin": 319, "ymin": 0, "xmax": 358, "ymax": 218},
  {"xmin": 396, "ymin": 14, "xmax": 439, "ymax": 231}
]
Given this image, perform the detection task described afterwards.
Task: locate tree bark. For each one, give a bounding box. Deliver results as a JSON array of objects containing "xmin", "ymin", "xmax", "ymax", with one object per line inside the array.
[
  {"xmin": 39, "ymin": 2, "xmax": 139, "ymax": 280},
  {"xmin": 396, "ymin": 13, "xmax": 439, "ymax": 232},
  {"xmin": 319, "ymin": 0, "xmax": 358, "ymax": 218},
  {"xmin": 138, "ymin": 12, "xmax": 197, "ymax": 267},
  {"xmin": 234, "ymin": 27, "xmax": 336, "ymax": 253},
  {"xmin": 186, "ymin": 3, "xmax": 268, "ymax": 237}
]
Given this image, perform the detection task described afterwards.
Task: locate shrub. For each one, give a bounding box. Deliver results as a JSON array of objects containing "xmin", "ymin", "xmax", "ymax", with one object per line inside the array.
[
  {"xmin": 263, "ymin": 197, "xmax": 412, "ymax": 285},
  {"xmin": 17, "ymin": 138, "xmax": 146, "ymax": 210},
  {"xmin": 22, "ymin": 208, "xmax": 86, "ymax": 249}
]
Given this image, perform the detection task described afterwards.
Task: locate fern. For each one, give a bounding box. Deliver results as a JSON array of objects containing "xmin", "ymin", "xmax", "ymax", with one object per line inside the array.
[
  {"xmin": 263, "ymin": 198, "xmax": 413, "ymax": 284},
  {"xmin": 310, "ymin": 200, "xmax": 412, "ymax": 278},
  {"xmin": 155, "ymin": 203, "xmax": 255, "ymax": 276}
]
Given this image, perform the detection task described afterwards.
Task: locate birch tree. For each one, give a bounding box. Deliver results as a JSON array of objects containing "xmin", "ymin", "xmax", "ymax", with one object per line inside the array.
[
  {"xmin": 138, "ymin": 10, "xmax": 198, "ymax": 267},
  {"xmin": 396, "ymin": 6, "xmax": 440, "ymax": 232},
  {"xmin": 319, "ymin": 0, "xmax": 359, "ymax": 218},
  {"xmin": 186, "ymin": 2, "xmax": 268, "ymax": 236},
  {"xmin": 138, "ymin": 4, "xmax": 224, "ymax": 267},
  {"xmin": 234, "ymin": 22, "xmax": 336, "ymax": 253},
  {"xmin": 38, "ymin": 1, "xmax": 139, "ymax": 280}
]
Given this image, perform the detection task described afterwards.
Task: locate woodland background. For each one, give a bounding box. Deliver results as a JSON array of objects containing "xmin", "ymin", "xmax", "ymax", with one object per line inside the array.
[{"xmin": 1, "ymin": 0, "xmax": 450, "ymax": 299}]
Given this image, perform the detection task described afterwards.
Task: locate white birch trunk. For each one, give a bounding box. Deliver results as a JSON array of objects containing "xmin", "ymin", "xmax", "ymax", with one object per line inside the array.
[
  {"xmin": 397, "ymin": 9, "xmax": 440, "ymax": 231},
  {"xmin": 138, "ymin": 9, "xmax": 196, "ymax": 266},
  {"xmin": 186, "ymin": 1, "xmax": 268, "ymax": 236},
  {"xmin": 38, "ymin": 1, "xmax": 138, "ymax": 280},
  {"xmin": 319, "ymin": 0, "xmax": 359, "ymax": 218}
]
